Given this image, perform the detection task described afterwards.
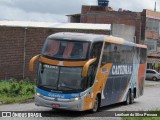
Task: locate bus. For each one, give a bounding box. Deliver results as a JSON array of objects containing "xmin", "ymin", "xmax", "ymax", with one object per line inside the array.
[{"xmin": 29, "ymin": 32, "xmax": 147, "ymax": 112}]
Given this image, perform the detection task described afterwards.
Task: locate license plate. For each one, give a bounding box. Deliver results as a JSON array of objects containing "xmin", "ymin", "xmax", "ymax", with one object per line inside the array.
[{"xmin": 52, "ymin": 104, "xmax": 60, "ymax": 108}]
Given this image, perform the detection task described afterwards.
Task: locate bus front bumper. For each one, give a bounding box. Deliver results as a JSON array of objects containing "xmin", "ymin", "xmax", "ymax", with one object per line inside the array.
[{"xmin": 35, "ymin": 94, "xmax": 84, "ymax": 111}]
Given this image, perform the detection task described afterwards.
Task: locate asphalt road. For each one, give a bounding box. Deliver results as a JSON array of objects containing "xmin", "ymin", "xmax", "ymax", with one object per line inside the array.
[{"xmin": 0, "ymin": 80, "xmax": 160, "ymax": 119}]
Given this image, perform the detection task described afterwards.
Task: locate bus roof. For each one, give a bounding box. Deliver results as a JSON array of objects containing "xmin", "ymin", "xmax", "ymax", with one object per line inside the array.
[
  {"xmin": 48, "ymin": 32, "xmax": 106, "ymax": 42},
  {"xmin": 105, "ymin": 36, "xmax": 147, "ymax": 48},
  {"xmin": 48, "ymin": 32, "xmax": 147, "ymax": 48}
]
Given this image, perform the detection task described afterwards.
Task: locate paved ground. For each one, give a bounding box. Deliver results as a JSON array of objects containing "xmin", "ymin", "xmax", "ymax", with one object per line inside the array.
[{"xmin": 0, "ymin": 80, "xmax": 160, "ymax": 120}]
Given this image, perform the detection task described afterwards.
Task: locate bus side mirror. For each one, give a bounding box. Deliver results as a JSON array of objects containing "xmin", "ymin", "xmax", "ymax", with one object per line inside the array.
[
  {"xmin": 82, "ymin": 58, "xmax": 96, "ymax": 77},
  {"xmin": 29, "ymin": 55, "xmax": 40, "ymax": 71}
]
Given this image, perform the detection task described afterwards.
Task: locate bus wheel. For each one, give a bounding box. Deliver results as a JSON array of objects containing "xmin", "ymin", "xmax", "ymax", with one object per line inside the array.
[
  {"xmin": 91, "ymin": 96, "xmax": 99, "ymax": 112},
  {"xmin": 130, "ymin": 92, "xmax": 134, "ymax": 104},
  {"xmin": 125, "ymin": 90, "xmax": 130, "ymax": 105}
]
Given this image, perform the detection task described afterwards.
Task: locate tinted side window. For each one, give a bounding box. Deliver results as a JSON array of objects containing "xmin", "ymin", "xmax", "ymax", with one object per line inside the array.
[
  {"xmin": 102, "ymin": 42, "xmax": 147, "ymax": 65},
  {"xmin": 140, "ymin": 48, "xmax": 147, "ymax": 64},
  {"xmin": 147, "ymin": 70, "xmax": 156, "ymax": 74},
  {"xmin": 101, "ymin": 43, "xmax": 135, "ymax": 65},
  {"xmin": 146, "ymin": 70, "xmax": 150, "ymax": 73},
  {"xmin": 120, "ymin": 45, "xmax": 134, "ymax": 64},
  {"xmin": 152, "ymin": 71, "xmax": 156, "ymax": 74},
  {"xmin": 90, "ymin": 42, "xmax": 103, "ymax": 60},
  {"xmin": 84, "ymin": 42, "xmax": 103, "ymax": 89},
  {"xmin": 101, "ymin": 43, "xmax": 112, "ymax": 65}
]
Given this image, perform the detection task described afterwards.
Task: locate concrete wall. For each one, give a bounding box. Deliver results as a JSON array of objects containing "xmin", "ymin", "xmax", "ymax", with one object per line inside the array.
[{"xmin": 112, "ymin": 24, "xmax": 136, "ymax": 42}]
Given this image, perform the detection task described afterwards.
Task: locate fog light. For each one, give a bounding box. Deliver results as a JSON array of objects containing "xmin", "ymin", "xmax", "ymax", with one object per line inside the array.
[{"xmin": 36, "ymin": 92, "xmax": 41, "ymax": 96}]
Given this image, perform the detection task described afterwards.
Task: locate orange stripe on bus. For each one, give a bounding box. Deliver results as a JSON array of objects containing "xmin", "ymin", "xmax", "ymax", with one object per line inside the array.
[
  {"xmin": 138, "ymin": 64, "xmax": 146, "ymax": 96},
  {"xmin": 105, "ymin": 37, "xmax": 124, "ymax": 44},
  {"xmin": 39, "ymin": 56, "xmax": 87, "ymax": 66}
]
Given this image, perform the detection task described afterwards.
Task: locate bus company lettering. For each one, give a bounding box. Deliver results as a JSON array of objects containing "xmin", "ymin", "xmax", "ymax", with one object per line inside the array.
[
  {"xmin": 71, "ymin": 94, "xmax": 79, "ymax": 98},
  {"xmin": 112, "ymin": 65, "xmax": 132, "ymax": 75},
  {"xmin": 48, "ymin": 93, "xmax": 65, "ymax": 99}
]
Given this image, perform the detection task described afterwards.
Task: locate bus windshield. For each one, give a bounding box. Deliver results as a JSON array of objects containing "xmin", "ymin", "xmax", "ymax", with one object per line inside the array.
[
  {"xmin": 42, "ymin": 39, "xmax": 89, "ymax": 60},
  {"xmin": 38, "ymin": 63, "xmax": 83, "ymax": 93}
]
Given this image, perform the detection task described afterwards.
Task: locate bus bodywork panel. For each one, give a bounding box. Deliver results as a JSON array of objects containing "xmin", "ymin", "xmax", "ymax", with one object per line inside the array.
[
  {"xmin": 35, "ymin": 87, "xmax": 84, "ymax": 111},
  {"xmin": 99, "ymin": 63, "xmax": 146, "ymax": 107},
  {"xmin": 98, "ymin": 38, "xmax": 147, "ymax": 107}
]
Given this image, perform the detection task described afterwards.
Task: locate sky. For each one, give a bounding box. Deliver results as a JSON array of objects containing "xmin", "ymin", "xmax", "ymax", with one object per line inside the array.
[{"xmin": 0, "ymin": 0, "xmax": 160, "ymax": 22}]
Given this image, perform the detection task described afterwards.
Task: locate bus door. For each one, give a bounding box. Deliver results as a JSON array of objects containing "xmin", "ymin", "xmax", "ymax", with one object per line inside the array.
[
  {"xmin": 100, "ymin": 42, "xmax": 113, "ymax": 106},
  {"xmin": 100, "ymin": 42, "xmax": 123, "ymax": 106},
  {"xmin": 85, "ymin": 42, "xmax": 103, "ymax": 89},
  {"xmin": 83, "ymin": 42, "xmax": 103, "ymax": 110}
]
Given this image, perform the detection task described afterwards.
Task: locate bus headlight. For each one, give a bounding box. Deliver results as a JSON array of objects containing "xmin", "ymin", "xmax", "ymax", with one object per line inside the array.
[{"xmin": 74, "ymin": 97, "xmax": 81, "ymax": 101}]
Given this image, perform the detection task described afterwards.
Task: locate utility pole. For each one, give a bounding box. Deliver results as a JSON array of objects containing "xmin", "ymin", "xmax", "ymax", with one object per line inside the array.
[{"xmin": 154, "ymin": 1, "xmax": 156, "ymax": 12}]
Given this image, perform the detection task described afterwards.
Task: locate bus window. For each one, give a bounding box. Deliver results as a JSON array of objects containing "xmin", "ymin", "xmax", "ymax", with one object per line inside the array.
[
  {"xmin": 70, "ymin": 43, "xmax": 83, "ymax": 58},
  {"xmin": 82, "ymin": 43, "xmax": 89, "ymax": 58},
  {"xmin": 102, "ymin": 43, "xmax": 135, "ymax": 65},
  {"xmin": 82, "ymin": 42, "xmax": 103, "ymax": 89},
  {"xmin": 63, "ymin": 42, "xmax": 74, "ymax": 59},
  {"xmin": 81, "ymin": 63, "xmax": 97, "ymax": 90},
  {"xmin": 120, "ymin": 45, "xmax": 134, "ymax": 64},
  {"xmin": 134, "ymin": 47, "xmax": 140, "ymax": 64},
  {"xmin": 90, "ymin": 42, "xmax": 103, "ymax": 60},
  {"xmin": 43, "ymin": 40, "xmax": 60, "ymax": 56},
  {"xmin": 140, "ymin": 48, "xmax": 147, "ymax": 64},
  {"xmin": 112, "ymin": 45, "xmax": 120, "ymax": 63},
  {"xmin": 101, "ymin": 43, "xmax": 112, "ymax": 65},
  {"xmin": 42, "ymin": 39, "xmax": 89, "ymax": 60},
  {"xmin": 102, "ymin": 43, "xmax": 121, "ymax": 64}
]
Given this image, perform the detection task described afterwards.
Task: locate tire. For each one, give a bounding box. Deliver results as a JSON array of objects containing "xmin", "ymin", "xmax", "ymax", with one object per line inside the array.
[
  {"xmin": 91, "ymin": 96, "xmax": 99, "ymax": 112},
  {"xmin": 125, "ymin": 90, "xmax": 134, "ymax": 105},
  {"xmin": 129, "ymin": 92, "xmax": 134, "ymax": 104},
  {"xmin": 124, "ymin": 91, "xmax": 130, "ymax": 105},
  {"xmin": 152, "ymin": 77, "xmax": 157, "ymax": 81}
]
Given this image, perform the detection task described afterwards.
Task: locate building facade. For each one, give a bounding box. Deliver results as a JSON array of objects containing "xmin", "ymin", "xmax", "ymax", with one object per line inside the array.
[{"xmin": 68, "ymin": 5, "xmax": 160, "ymax": 70}]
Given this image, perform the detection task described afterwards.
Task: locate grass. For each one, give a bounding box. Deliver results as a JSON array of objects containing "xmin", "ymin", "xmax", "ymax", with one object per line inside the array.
[{"xmin": 0, "ymin": 78, "xmax": 35, "ymax": 104}]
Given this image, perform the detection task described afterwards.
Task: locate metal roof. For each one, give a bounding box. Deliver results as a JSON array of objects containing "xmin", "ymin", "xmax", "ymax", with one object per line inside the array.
[
  {"xmin": 147, "ymin": 58, "xmax": 160, "ymax": 63},
  {"xmin": 48, "ymin": 32, "xmax": 107, "ymax": 42},
  {"xmin": 0, "ymin": 21, "xmax": 111, "ymax": 30}
]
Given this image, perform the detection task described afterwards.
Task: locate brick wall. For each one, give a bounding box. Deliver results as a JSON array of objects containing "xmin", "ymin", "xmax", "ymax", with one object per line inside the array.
[
  {"xmin": 145, "ymin": 31, "xmax": 159, "ymax": 40},
  {"xmin": 0, "ymin": 26, "xmax": 110, "ymax": 80},
  {"xmin": 80, "ymin": 6, "xmax": 143, "ymax": 44},
  {"xmin": 0, "ymin": 27, "xmax": 24, "ymax": 80}
]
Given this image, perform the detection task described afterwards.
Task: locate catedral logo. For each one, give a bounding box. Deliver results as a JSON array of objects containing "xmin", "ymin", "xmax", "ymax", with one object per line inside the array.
[{"xmin": 112, "ymin": 65, "xmax": 132, "ymax": 75}]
